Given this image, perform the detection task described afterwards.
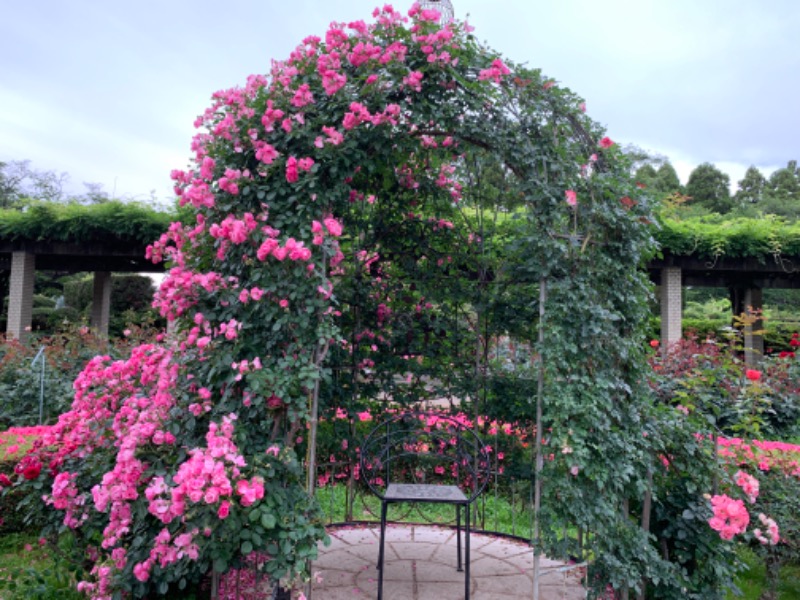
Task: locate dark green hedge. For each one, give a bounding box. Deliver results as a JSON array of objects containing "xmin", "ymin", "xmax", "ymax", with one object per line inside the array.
[
  {"xmin": 0, "ymin": 201, "xmax": 176, "ymax": 245},
  {"xmin": 656, "ymin": 215, "xmax": 800, "ymax": 261}
]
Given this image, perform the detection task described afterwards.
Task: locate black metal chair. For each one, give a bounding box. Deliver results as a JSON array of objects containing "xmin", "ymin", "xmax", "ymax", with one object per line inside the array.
[{"xmin": 359, "ymin": 411, "xmax": 492, "ymax": 599}]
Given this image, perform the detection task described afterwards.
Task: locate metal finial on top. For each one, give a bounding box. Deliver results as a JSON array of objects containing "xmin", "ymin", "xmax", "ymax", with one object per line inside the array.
[{"xmin": 418, "ymin": 0, "xmax": 454, "ymax": 24}]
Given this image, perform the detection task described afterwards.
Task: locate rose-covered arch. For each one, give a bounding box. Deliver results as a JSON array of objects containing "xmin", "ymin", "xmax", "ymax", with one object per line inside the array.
[{"xmin": 28, "ymin": 4, "xmax": 664, "ymax": 598}]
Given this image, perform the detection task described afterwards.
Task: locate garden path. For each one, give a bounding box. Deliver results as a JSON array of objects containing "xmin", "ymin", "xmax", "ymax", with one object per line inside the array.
[{"xmin": 312, "ymin": 523, "xmax": 585, "ymax": 600}]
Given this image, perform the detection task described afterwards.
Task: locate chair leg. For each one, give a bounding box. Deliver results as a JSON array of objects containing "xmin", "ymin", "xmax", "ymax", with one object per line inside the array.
[
  {"xmin": 465, "ymin": 505, "xmax": 471, "ymax": 599},
  {"xmin": 378, "ymin": 501, "xmax": 388, "ymax": 600},
  {"xmin": 456, "ymin": 504, "xmax": 463, "ymax": 572}
]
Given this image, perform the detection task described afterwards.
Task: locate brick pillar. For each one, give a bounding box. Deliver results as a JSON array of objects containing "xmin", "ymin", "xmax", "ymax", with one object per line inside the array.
[
  {"xmin": 743, "ymin": 287, "xmax": 764, "ymax": 366},
  {"xmin": 91, "ymin": 271, "xmax": 112, "ymax": 337},
  {"xmin": 7, "ymin": 250, "xmax": 36, "ymax": 341},
  {"xmin": 660, "ymin": 267, "xmax": 682, "ymax": 352}
]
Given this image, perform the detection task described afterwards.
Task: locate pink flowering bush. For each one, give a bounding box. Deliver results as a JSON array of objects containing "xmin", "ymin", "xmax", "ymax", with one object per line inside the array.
[
  {"xmin": 713, "ymin": 435, "xmax": 800, "ymax": 595},
  {"xmin": 646, "ymin": 334, "xmax": 800, "ymax": 597}
]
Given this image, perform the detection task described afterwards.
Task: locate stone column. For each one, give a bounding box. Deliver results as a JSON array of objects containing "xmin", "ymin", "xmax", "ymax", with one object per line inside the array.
[
  {"xmin": 660, "ymin": 267, "xmax": 682, "ymax": 352},
  {"xmin": 6, "ymin": 250, "xmax": 36, "ymax": 341},
  {"xmin": 743, "ymin": 287, "xmax": 764, "ymax": 366},
  {"xmin": 91, "ymin": 271, "xmax": 112, "ymax": 337}
]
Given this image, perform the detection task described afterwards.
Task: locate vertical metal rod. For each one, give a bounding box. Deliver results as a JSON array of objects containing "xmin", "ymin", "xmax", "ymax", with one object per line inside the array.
[
  {"xmin": 31, "ymin": 346, "xmax": 46, "ymax": 424},
  {"xmin": 533, "ymin": 278, "xmax": 547, "ymax": 600},
  {"xmin": 511, "ymin": 484, "xmax": 516, "ymax": 536},
  {"xmin": 494, "ymin": 428, "xmax": 499, "ymax": 533},
  {"xmin": 637, "ymin": 469, "xmax": 654, "ymax": 600}
]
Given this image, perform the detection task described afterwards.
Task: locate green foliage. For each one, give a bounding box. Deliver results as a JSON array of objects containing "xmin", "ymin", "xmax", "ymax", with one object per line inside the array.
[
  {"xmin": 656, "ymin": 214, "xmax": 800, "ymax": 261},
  {"xmin": 0, "ymin": 532, "xmax": 84, "ymax": 600},
  {"xmin": 0, "ymin": 200, "xmax": 174, "ymax": 245},
  {"xmin": 0, "ymin": 326, "xmax": 159, "ymax": 429},
  {"xmin": 747, "ymin": 469, "xmax": 800, "ymax": 597},
  {"xmin": 730, "ymin": 547, "xmax": 800, "ymax": 600}
]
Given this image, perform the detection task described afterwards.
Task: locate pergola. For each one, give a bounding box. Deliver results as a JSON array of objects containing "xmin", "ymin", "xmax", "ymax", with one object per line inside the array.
[
  {"xmin": 1, "ymin": 236, "xmax": 797, "ymax": 358},
  {"xmin": 651, "ymin": 252, "xmax": 800, "ymax": 363},
  {"xmin": 0, "ymin": 240, "xmax": 162, "ymax": 339}
]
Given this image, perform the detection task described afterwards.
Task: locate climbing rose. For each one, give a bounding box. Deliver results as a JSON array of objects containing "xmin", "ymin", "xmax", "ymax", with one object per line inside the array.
[
  {"xmin": 599, "ymin": 136, "xmax": 614, "ymax": 149},
  {"xmin": 708, "ymin": 494, "xmax": 750, "ymax": 540},
  {"xmin": 565, "ymin": 190, "xmax": 577, "ymax": 207}
]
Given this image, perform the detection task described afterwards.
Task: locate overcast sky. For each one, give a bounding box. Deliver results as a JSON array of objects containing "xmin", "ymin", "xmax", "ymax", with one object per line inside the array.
[{"xmin": 1, "ymin": 0, "xmax": 798, "ymax": 204}]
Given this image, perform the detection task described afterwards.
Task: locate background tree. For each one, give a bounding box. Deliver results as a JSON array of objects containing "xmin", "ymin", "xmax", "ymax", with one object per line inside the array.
[
  {"xmin": 634, "ymin": 163, "xmax": 659, "ymax": 190},
  {"xmin": 655, "ymin": 162, "xmax": 682, "ymax": 194},
  {"xmin": 0, "ymin": 160, "xmax": 68, "ymax": 206},
  {"xmin": 766, "ymin": 160, "xmax": 800, "ymax": 202},
  {"xmin": 686, "ymin": 162, "xmax": 733, "ymax": 214},
  {"xmin": 735, "ymin": 165, "xmax": 767, "ymax": 205}
]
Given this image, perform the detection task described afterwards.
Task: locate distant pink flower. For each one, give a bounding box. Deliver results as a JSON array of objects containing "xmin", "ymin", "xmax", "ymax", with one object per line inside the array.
[
  {"xmin": 218, "ymin": 500, "xmax": 231, "ymax": 519},
  {"xmin": 735, "ymin": 470, "xmax": 760, "ymax": 503},
  {"xmin": 746, "ymin": 369, "xmax": 762, "ymax": 382},
  {"xmin": 478, "ymin": 59, "xmax": 511, "ymax": 84},
  {"xmin": 357, "ymin": 411, "xmax": 373, "ymax": 422},
  {"xmin": 753, "ymin": 513, "xmax": 780, "ymax": 545},
  {"xmin": 599, "ymin": 136, "xmax": 614, "ymax": 149},
  {"xmin": 565, "ymin": 190, "xmax": 577, "ymax": 207}
]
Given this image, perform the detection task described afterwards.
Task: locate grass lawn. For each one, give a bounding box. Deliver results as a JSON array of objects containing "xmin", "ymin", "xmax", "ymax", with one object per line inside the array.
[
  {"xmin": 0, "ymin": 531, "xmax": 82, "ymax": 600},
  {"xmin": 727, "ymin": 547, "xmax": 800, "ymax": 600}
]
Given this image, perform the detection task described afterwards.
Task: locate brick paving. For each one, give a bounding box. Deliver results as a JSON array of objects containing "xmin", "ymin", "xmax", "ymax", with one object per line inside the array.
[{"xmin": 311, "ymin": 524, "xmax": 586, "ymax": 600}]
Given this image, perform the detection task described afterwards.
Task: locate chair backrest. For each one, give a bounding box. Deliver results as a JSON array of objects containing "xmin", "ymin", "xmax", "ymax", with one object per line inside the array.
[{"xmin": 359, "ymin": 411, "xmax": 492, "ymax": 503}]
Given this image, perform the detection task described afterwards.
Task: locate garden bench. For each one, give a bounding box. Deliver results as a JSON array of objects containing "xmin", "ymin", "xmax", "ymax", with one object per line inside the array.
[{"xmin": 359, "ymin": 411, "xmax": 492, "ymax": 599}]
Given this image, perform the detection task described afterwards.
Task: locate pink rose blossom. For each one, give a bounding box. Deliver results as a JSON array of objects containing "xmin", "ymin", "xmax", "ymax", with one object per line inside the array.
[
  {"xmin": 565, "ymin": 190, "xmax": 577, "ymax": 207},
  {"xmin": 599, "ymin": 136, "xmax": 615, "ymax": 149}
]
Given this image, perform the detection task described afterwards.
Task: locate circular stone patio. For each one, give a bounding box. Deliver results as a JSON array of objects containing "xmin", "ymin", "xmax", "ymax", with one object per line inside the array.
[{"xmin": 311, "ymin": 524, "xmax": 586, "ymax": 600}]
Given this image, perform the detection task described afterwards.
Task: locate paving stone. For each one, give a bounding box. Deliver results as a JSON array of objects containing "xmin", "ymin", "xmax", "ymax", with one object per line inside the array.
[
  {"xmin": 390, "ymin": 540, "xmax": 445, "ymax": 561},
  {"xmin": 311, "ymin": 524, "xmax": 586, "ymax": 600},
  {"xmin": 413, "ymin": 558, "xmax": 468, "ymax": 583}
]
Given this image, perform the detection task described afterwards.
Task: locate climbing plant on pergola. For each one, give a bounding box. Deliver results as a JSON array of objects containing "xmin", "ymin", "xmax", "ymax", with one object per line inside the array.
[{"xmin": 29, "ymin": 5, "xmax": 680, "ymax": 598}]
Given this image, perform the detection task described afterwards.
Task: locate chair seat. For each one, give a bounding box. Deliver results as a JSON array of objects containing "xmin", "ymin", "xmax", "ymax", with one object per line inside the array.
[{"xmin": 385, "ymin": 483, "xmax": 468, "ymax": 503}]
